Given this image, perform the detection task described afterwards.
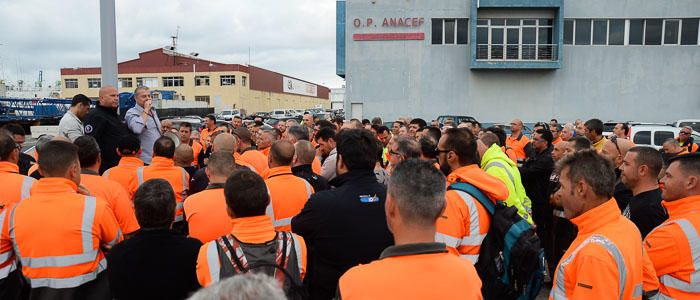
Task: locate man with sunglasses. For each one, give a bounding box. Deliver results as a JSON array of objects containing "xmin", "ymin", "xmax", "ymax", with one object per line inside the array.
[{"xmin": 677, "ymin": 126, "xmax": 698, "ymax": 153}]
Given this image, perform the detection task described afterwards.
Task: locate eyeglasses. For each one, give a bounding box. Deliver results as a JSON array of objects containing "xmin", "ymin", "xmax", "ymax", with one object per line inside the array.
[
  {"xmin": 389, "ymin": 149, "xmax": 401, "ymax": 156},
  {"xmin": 680, "ymin": 131, "xmax": 691, "ymax": 135},
  {"xmin": 435, "ymin": 148, "xmax": 452, "ymax": 154},
  {"xmin": 610, "ymin": 135, "xmax": 621, "ymax": 155}
]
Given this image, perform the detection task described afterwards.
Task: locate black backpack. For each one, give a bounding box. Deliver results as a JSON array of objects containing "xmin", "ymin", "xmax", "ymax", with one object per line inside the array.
[
  {"xmin": 216, "ymin": 231, "xmax": 308, "ymax": 300},
  {"xmin": 449, "ymin": 182, "xmax": 544, "ymax": 300}
]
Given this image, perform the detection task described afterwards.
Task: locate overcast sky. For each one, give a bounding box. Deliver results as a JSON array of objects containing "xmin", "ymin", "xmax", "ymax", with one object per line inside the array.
[{"xmin": 0, "ymin": 0, "xmax": 344, "ymax": 89}]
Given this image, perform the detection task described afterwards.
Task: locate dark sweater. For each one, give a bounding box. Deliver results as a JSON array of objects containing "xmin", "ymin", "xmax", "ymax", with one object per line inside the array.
[{"xmin": 623, "ymin": 188, "xmax": 668, "ymax": 238}]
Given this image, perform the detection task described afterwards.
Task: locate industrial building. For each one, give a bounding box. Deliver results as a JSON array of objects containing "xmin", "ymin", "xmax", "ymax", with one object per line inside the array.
[
  {"xmin": 337, "ymin": 0, "xmax": 700, "ymax": 123},
  {"xmin": 61, "ymin": 48, "xmax": 330, "ymax": 113}
]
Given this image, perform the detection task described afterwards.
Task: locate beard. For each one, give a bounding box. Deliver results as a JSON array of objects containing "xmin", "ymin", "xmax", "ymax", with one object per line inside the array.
[{"xmin": 439, "ymin": 162, "xmax": 452, "ymax": 177}]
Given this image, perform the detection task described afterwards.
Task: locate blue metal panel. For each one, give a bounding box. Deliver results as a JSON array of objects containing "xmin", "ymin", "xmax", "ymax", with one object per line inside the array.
[
  {"xmin": 469, "ymin": 0, "xmax": 563, "ymax": 69},
  {"xmin": 336, "ymin": 0, "xmax": 346, "ymax": 78}
]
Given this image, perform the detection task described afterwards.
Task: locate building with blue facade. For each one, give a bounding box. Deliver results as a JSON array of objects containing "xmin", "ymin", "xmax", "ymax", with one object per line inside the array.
[{"xmin": 337, "ymin": 0, "xmax": 700, "ymax": 123}]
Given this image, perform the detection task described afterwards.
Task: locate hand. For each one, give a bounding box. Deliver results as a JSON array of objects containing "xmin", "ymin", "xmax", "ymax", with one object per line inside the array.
[{"xmin": 144, "ymin": 100, "xmax": 152, "ymax": 114}]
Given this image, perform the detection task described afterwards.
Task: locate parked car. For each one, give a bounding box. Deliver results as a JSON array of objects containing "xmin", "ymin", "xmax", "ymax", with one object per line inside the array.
[
  {"xmin": 628, "ymin": 124, "xmax": 700, "ymax": 150},
  {"xmin": 436, "ymin": 115, "xmax": 477, "ymax": 126},
  {"xmin": 675, "ymin": 119, "xmax": 700, "ymax": 133},
  {"xmin": 217, "ymin": 109, "xmax": 240, "ymax": 121},
  {"xmin": 270, "ymin": 109, "xmax": 287, "ymax": 119}
]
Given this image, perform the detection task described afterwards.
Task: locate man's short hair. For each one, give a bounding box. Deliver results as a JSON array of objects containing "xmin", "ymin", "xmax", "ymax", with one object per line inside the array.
[
  {"xmin": 1, "ymin": 123, "xmax": 25, "ymax": 137},
  {"xmin": 584, "ymin": 118, "xmax": 604, "ymax": 136},
  {"xmin": 317, "ymin": 120, "xmax": 334, "ymax": 130},
  {"xmin": 556, "ymin": 150, "xmax": 616, "ymax": 198},
  {"xmin": 667, "ymin": 153, "xmax": 700, "ymax": 178},
  {"xmin": 536, "ymin": 129, "xmax": 554, "ymax": 147},
  {"xmin": 134, "ymin": 179, "xmax": 176, "ymax": 228},
  {"xmin": 207, "ymin": 151, "xmax": 236, "ymax": 177},
  {"xmin": 371, "ymin": 117, "xmax": 383, "ymax": 126},
  {"xmin": 71, "ymin": 94, "xmax": 91, "ymax": 107},
  {"xmin": 187, "ymin": 273, "xmax": 286, "ymax": 300},
  {"xmin": 179, "ymin": 122, "xmax": 192, "ymax": 131},
  {"xmin": 618, "ymin": 123, "xmax": 630, "ymax": 135},
  {"xmin": 389, "ymin": 159, "xmax": 446, "ymax": 226},
  {"xmin": 410, "ymin": 118, "xmax": 427, "ymax": 128},
  {"xmin": 336, "ymin": 129, "xmax": 378, "ymax": 171},
  {"xmin": 174, "ymin": 144, "xmax": 194, "ymax": 165},
  {"xmin": 395, "ymin": 136, "xmax": 421, "ymax": 159},
  {"xmin": 663, "ymin": 138, "xmax": 678, "ymax": 147},
  {"xmin": 362, "ymin": 119, "xmax": 371, "ymax": 126},
  {"xmin": 628, "ymin": 147, "xmax": 663, "ymax": 178},
  {"xmin": 376, "ymin": 126, "xmax": 390, "ymax": 135},
  {"xmin": 485, "ymin": 126, "xmax": 507, "ymax": 147},
  {"xmin": 294, "ymin": 140, "xmax": 316, "ymax": 165},
  {"xmin": 205, "ymin": 114, "xmax": 217, "ymax": 122},
  {"xmin": 0, "ymin": 133, "xmax": 17, "ymax": 161},
  {"xmin": 38, "ymin": 141, "xmax": 79, "ymax": 177},
  {"xmin": 134, "ymin": 86, "xmax": 150, "ymax": 95},
  {"xmin": 213, "ymin": 133, "xmax": 236, "ymax": 154},
  {"xmin": 570, "ymin": 136, "xmax": 593, "ymax": 152},
  {"xmin": 261, "ymin": 128, "xmax": 281, "ymax": 141},
  {"xmin": 269, "ymin": 140, "xmax": 295, "ymax": 166},
  {"xmin": 315, "ymin": 127, "xmax": 337, "ymax": 142},
  {"xmin": 153, "ymin": 136, "xmax": 176, "ymax": 158},
  {"xmin": 551, "ymin": 118, "xmax": 559, "ymax": 124},
  {"xmin": 233, "ymin": 115, "xmax": 242, "ymax": 120},
  {"xmin": 74, "ymin": 135, "xmax": 101, "ymax": 168},
  {"xmin": 443, "ymin": 128, "xmax": 478, "ymax": 166},
  {"xmin": 480, "ymin": 132, "xmax": 500, "ymax": 148},
  {"xmin": 419, "ymin": 136, "xmax": 438, "ymax": 159},
  {"xmin": 287, "ymin": 125, "xmax": 309, "ymax": 141},
  {"xmin": 224, "ymin": 170, "xmax": 269, "ymax": 218},
  {"xmin": 422, "ymin": 127, "xmax": 442, "ymax": 143}
]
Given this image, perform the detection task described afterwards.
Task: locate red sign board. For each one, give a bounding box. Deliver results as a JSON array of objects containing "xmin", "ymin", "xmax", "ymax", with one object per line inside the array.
[{"xmin": 353, "ymin": 32, "xmax": 425, "ymax": 41}]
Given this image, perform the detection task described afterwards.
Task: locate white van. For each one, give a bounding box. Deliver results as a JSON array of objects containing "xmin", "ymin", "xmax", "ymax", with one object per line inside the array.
[
  {"xmin": 217, "ymin": 109, "xmax": 240, "ymax": 121},
  {"xmin": 675, "ymin": 119, "xmax": 700, "ymax": 133},
  {"xmin": 628, "ymin": 125, "xmax": 700, "ymax": 150},
  {"xmin": 270, "ymin": 109, "xmax": 287, "ymax": 119}
]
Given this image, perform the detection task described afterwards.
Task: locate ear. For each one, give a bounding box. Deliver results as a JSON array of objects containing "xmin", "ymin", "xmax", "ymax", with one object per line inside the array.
[
  {"xmin": 575, "ymin": 179, "xmax": 587, "ymax": 198},
  {"xmin": 688, "ymin": 175, "xmax": 699, "ymax": 191},
  {"xmin": 638, "ymin": 164, "xmax": 648, "ymax": 177}
]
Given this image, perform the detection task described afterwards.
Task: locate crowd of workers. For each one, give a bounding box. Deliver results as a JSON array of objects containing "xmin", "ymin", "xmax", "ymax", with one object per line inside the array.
[{"xmin": 0, "ymin": 85, "xmax": 698, "ymax": 300}]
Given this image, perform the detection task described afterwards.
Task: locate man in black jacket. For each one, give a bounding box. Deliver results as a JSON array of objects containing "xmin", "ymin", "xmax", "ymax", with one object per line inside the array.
[
  {"xmin": 620, "ymin": 147, "xmax": 668, "ymax": 238},
  {"xmin": 1, "ymin": 123, "xmax": 35, "ymax": 175},
  {"xmin": 107, "ymin": 179, "xmax": 201, "ymax": 300},
  {"xmin": 292, "ymin": 140, "xmax": 329, "ymax": 192},
  {"xmin": 520, "ymin": 129, "xmax": 554, "ymax": 252},
  {"xmin": 83, "ymin": 86, "xmax": 132, "ymax": 173},
  {"xmin": 292, "ymin": 129, "xmax": 394, "ymax": 300}
]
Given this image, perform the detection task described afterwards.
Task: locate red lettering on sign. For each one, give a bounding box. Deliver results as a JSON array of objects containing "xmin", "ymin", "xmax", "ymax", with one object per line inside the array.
[
  {"xmin": 353, "ymin": 32, "xmax": 425, "ymax": 41},
  {"xmin": 353, "ymin": 18, "xmax": 361, "ymax": 28},
  {"xmin": 367, "ymin": 18, "xmax": 373, "ymax": 27},
  {"xmin": 383, "ymin": 18, "xmax": 389, "ymax": 26}
]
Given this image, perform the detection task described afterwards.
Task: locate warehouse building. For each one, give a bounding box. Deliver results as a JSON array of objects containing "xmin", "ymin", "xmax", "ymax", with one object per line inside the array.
[
  {"xmin": 61, "ymin": 47, "xmax": 330, "ymax": 112},
  {"xmin": 337, "ymin": 0, "xmax": 700, "ymax": 123}
]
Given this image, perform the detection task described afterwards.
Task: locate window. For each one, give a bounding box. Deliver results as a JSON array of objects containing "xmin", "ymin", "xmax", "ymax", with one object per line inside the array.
[
  {"xmin": 118, "ymin": 78, "xmax": 132, "ymax": 88},
  {"xmin": 681, "ymin": 18, "xmax": 699, "ymax": 45},
  {"xmin": 195, "ymin": 96, "xmax": 210, "ymax": 104},
  {"xmin": 575, "ymin": 19, "xmax": 592, "ymax": 45},
  {"xmin": 645, "ymin": 19, "xmax": 663, "ymax": 45},
  {"xmin": 664, "ymin": 20, "xmax": 680, "ymax": 45},
  {"xmin": 220, "ymin": 75, "xmax": 235, "ymax": 86},
  {"xmin": 87, "ymin": 78, "xmax": 101, "ymax": 89},
  {"xmin": 633, "ymin": 131, "xmax": 651, "ymax": 145},
  {"xmin": 608, "ymin": 19, "xmax": 625, "ymax": 45},
  {"xmin": 242, "ymin": 76, "xmax": 247, "ymax": 87},
  {"xmin": 592, "ymin": 20, "xmax": 608, "ymax": 45},
  {"xmin": 64, "ymin": 79, "xmax": 78, "ymax": 89},
  {"xmin": 654, "ymin": 131, "xmax": 675, "ymax": 146},
  {"xmin": 476, "ymin": 18, "xmax": 555, "ymax": 61},
  {"xmin": 136, "ymin": 77, "xmax": 158, "ymax": 87},
  {"xmin": 564, "ymin": 20, "xmax": 574, "ymax": 44},
  {"xmin": 195, "ymin": 76, "xmax": 210, "ymax": 86},
  {"xmin": 162, "ymin": 76, "xmax": 184, "ymax": 87},
  {"xmin": 629, "ymin": 19, "xmax": 644, "ymax": 45},
  {"xmin": 431, "ymin": 18, "xmax": 468, "ymax": 45}
]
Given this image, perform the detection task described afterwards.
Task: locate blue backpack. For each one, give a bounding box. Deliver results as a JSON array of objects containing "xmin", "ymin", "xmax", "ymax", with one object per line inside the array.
[{"xmin": 449, "ymin": 182, "xmax": 545, "ymax": 300}]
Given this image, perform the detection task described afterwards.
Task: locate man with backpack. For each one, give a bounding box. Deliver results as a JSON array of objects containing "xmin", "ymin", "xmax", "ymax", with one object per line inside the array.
[
  {"xmin": 196, "ymin": 169, "xmax": 307, "ymax": 298},
  {"xmin": 437, "ymin": 128, "xmax": 544, "ymax": 299}
]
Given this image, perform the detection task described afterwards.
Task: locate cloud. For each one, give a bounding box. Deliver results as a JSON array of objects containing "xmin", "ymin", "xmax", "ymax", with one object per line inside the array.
[{"xmin": 0, "ymin": 0, "xmax": 344, "ymax": 89}]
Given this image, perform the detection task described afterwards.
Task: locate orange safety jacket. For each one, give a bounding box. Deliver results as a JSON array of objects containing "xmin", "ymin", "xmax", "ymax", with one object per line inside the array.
[
  {"xmin": 677, "ymin": 137, "xmax": 699, "ymax": 153},
  {"xmin": 103, "ymin": 156, "xmax": 144, "ymax": 200},
  {"xmin": 265, "ymin": 166, "xmax": 314, "ymax": 231},
  {"xmin": 644, "ymin": 195, "xmax": 700, "ymax": 299},
  {"xmin": 435, "ymin": 165, "xmax": 509, "ymax": 263},
  {"xmin": 80, "ymin": 172, "xmax": 140, "ymax": 234},
  {"xmin": 550, "ymin": 199, "xmax": 644, "ymax": 299},
  {"xmin": 338, "ymin": 242, "xmax": 483, "ymax": 300},
  {"xmin": 0, "ymin": 161, "xmax": 36, "ymax": 206},
  {"xmin": 8, "ymin": 178, "xmax": 122, "ymax": 289},
  {"xmin": 132, "ymin": 156, "xmax": 190, "ymax": 222},
  {"xmin": 232, "ymin": 152, "xmax": 257, "ymax": 172},
  {"xmin": 502, "ymin": 146, "xmax": 518, "ymax": 164},
  {"xmin": 196, "ymin": 215, "xmax": 307, "ymax": 287},
  {"xmin": 0, "ymin": 205, "xmax": 17, "ymax": 280},
  {"xmin": 189, "ymin": 140, "xmax": 203, "ymax": 167},
  {"xmin": 184, "ymin": 184, "xmax": 232, "ymax": 243},
  {"xmin": 199, "ymin": 127, "xmax": 219, "ymax": 145},
  {"xmin": 259, "ymin": 147, "xmax": 271, "ymax": 158},
  {"xmin": 239, "ymin": 147, "xmax": 269, "ymax": 175},
  {"xmin": 312, "ymin": 156, "xmax": 322, "ymax": 175},
  {"xmin": 506, "ymin": 133, "xmax": 530, "ymax": 159}
]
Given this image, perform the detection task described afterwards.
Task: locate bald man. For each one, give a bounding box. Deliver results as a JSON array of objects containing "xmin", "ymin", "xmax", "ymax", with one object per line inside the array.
[
  {"xmin": 292, "ymin": 140, "xmax": 329, "ymax": 192},
  {"xmin": 189, "ymin": 133, "xmax": 241, "ymax": 195},
  {"xmin": 265, "ymin": 140, "xmax": 314, "ymax": 231},
  {"xmin": 84, "ymin": 85, "xmax": 131, "ymax": 173},
  {"xmin": 506, "ymin": 118, "xmax": 531, "ymax": 161},
  {"xmin": 174, "ymin": 144, "xmax": 197, "ymax": 178}
]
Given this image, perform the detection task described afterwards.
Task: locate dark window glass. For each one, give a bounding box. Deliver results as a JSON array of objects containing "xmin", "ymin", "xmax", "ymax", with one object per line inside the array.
[
  {"xmin": 491, "ymin": 18, "xmax": 505, "ymax": 26},
  {"xmin": 457, "ymin": 18, "xmax": 469, "ymax": 44},
  {"xmin": 593, "ymin": 20, "xmax": 608, "ymax": 45},
  {"xmin": 506, "ymin": 28, "xmax": 519, "ymax": 59},
  {"xmin": 444, "ymin": 19, "xmax": 456, "ymax": 44},
  {"xmin": 629, "ymin": 19, "xmax": 644, "ymax": 45},
  {"xmin": 477, "ymin": 19, "xmax": 488, "ymax": 26},
  {"xmin": 523, "ymin": 19, "xmax": 537, "ymax": 26},
  {"xmin": 654, "ymin": 131, "xmax": 675, "ymax": 146},
  {"xmin": 633, "ymin": 131, "xmax": 651, "ymax": 145},
  {"xmin": 645, "ymin": 19, "xmax": 662, "ymax": 45},
  {"xmin": 564, "ymin": 20, "xmax": 574, "ymax": 44},
  {"xmin": 522, "ymin": 27, "xmax": 536, "ymax": 44},
  {"xmin": 664, "ymin": 20, "xmax": 680, "ymax": 44},
  {"xmin": 432, "ymin": 19, "xmax": 443, "ymax": 44},
  {"xmin": 477, "ymin": 27, "xmax": 488, "ymax": 44},
  {"xmin": 575, "ymin": 19, "xmax": 591, "ymax": 45},
  {"xmin": 491, "ymin": 28, "xmax": 504, "ymax": 59},
  {"xmin": 539, "ymin": 19, "xmax": 553, "ymax": 26},
  {"xmin": 506, "ymin": 18, "xmax": 520, "ymax": 26},
  {"xmin": 608, "ymin": 19, "xmax": 625, "ymax": 45},
  {"xmin": 681, "ymin": 18, "xmax": 699, "ymax": 45},
  {"xmin": 539, "ymin": 27, "xmax": 553, "ymax": 44}
]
